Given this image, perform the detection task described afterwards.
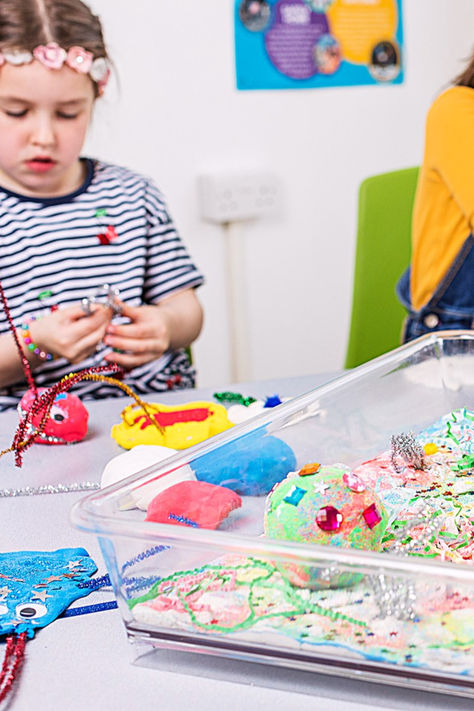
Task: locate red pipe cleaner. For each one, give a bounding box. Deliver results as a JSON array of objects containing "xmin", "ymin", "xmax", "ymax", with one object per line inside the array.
[
  {"xmin": 0, "ymin": 632, "xmax": 27, "ymax": 703},
  {"xmin": 0, "ymin": 282, "xmax": 36, "ymax": 394}
]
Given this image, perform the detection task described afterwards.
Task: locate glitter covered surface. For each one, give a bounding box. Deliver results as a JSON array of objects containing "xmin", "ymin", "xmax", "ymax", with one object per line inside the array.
[
  {"xmin": 355, "ymin": 409, "xmax": 474, "ymax": 563},
  {"xmin": 0, "ymin": 548, "xmax": 97, "ymax": 638},
  {"xmin": 130, "ymin": 553, "xmax": 474, "ymax": 675}
]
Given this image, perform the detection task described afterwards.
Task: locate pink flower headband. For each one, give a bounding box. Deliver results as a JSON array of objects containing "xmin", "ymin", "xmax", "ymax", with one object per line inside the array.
[{"xmin": 0, "ymin": 43, "xmax": 110, "ymax": 95}]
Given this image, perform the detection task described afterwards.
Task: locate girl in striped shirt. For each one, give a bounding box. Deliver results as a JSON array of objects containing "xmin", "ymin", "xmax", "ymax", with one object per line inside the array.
[{"xmin": 0, "ymin": 0, "xmax": 204, "ymax": 410}]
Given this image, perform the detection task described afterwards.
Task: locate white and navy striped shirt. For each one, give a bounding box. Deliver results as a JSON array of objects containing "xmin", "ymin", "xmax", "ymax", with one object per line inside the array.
[{"xmin": 0, "ymin": 159, "xmax": 204, "ymax": 410}]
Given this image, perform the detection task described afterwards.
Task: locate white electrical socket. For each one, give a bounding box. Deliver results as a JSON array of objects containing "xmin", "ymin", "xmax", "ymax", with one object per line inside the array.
[{"xmin": 197, "ymin": 171, "xmax": 280, "ymax": 223}]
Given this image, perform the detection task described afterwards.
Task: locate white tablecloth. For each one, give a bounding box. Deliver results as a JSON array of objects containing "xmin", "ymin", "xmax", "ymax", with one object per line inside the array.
[{"xmin": 0, "ymin": 374, "xmax": 472, "ymax": 710}]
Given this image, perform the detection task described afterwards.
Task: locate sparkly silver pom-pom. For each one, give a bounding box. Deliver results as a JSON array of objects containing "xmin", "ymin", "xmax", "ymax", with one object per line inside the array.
[{"xmin": 390, "ymin": 431, "xmax": 425, "ymax": 472}]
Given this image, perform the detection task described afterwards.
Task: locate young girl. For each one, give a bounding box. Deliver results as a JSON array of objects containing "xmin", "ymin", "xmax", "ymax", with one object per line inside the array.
[
  {"xmin": 0, "ymin": 0, "xmax": 204, "ymax": 411},
  {"xmin": 396, "ymin": 49, "xmax": 474, "ymax": 342}
]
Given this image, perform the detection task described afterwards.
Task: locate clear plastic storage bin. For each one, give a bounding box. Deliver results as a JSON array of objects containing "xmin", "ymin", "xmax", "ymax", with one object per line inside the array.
[{"xmin": 71, "ymin": 331, "xmax": 474, "ymax": 697}]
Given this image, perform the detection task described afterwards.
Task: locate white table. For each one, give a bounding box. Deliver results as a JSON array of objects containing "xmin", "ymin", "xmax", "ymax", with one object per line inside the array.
[{"xmin": 0, "ymin": 374, "xmax": 472, "ymax": 711}]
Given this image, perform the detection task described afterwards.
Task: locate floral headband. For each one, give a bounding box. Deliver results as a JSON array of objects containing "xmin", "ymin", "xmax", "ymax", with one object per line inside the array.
[{"xmin": 0, "ymin": 43, "xmax": 110, "ymax": 95}]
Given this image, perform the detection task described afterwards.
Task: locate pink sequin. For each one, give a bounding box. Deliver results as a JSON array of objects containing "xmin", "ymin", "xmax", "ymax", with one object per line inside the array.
[
  {"xmin": 362, "ymin": 503, "xmax": 382, "ymax": 529},
  {"xmin": 343, "ymin": 471, "xmax": 366, "ymax": 493},
  {"xmin": 316, "ymin": 506, "xmax": 343, "ymax": 532}
]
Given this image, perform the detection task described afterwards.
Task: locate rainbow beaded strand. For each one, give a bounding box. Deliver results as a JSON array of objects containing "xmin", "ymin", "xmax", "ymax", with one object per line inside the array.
[{"xmin": 20, "ymin": 316, "xmax": 55, "ymax": 361}]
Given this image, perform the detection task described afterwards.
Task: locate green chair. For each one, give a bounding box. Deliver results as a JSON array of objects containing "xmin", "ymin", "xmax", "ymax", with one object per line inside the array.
[{"xmin": 344, "ymin": 167, "xmax": 419, "ymax": 369}]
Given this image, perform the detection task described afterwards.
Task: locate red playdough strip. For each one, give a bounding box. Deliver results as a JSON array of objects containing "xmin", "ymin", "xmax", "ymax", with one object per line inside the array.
[{"xmin": 134, "ymin": 407, "xmax": 211, "ymax": 430}]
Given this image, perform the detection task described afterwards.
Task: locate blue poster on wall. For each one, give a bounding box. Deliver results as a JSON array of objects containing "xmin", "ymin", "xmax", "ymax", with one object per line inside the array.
[{"xmin": 234, "ymin": 0, "xmax": 404, "ymax": 90}]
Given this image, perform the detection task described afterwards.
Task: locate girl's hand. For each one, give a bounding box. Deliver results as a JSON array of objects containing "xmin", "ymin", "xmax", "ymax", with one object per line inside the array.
[
  {"xmin": 27, "ymin": 304, "xmax": 113, "ymax": 364},
  {"xmin": 102, "ymin": 302, "xmax": 172, "ymax": 370},
  {"xmin": 102, "ymin": 290, "xmax": 203, "ymax": 372}
]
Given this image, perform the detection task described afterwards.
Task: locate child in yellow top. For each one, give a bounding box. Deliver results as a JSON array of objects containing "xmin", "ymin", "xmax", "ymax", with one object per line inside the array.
[{"xmin": 397, "ymin": 51, "xmax": 474, "ymax": 340}]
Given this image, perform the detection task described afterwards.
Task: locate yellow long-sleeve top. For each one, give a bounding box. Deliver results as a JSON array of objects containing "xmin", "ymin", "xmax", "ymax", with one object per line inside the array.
[{"xmin": 410, "ymin": 86, "xmax": 474, "ymax": 310}]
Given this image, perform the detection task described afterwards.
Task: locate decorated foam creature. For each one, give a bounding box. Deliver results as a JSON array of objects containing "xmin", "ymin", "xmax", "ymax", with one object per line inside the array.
[
  {"xmin": 111, "ymin": 401, "xmax": 234, "ymax": 450},
  {"xmin": 0, "ymin": 548, "xmax": 97, "ymax": 638},
  {"xmin": 0, "ymin": 548, "xmax": 97, "ymax": 702},
  {"xmin": 18, "ymin": 388, "xmax": 89, "ymax": 445},
  {"xmin": 101, "ymin": 444, "xmax": 196, "ymax": 510},
  {"xmin": 192, "ymin": 429, "xmax": 297, "ymax": 496}
]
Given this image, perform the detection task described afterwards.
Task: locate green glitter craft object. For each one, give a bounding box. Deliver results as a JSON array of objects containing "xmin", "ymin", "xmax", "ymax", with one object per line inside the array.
[{"xmin": 264, "ymin": 465, "xmax": 388, "ymax": 588}]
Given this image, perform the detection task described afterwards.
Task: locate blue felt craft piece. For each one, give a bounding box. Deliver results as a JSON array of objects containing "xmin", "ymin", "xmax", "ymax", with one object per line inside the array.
[
  {"xmin": 192, "ymin": 430, "xmax": 297, "ymax": 496},
  {"xmin": 0, "ymin": 548, "xmax": 97, "ymax": 638}
]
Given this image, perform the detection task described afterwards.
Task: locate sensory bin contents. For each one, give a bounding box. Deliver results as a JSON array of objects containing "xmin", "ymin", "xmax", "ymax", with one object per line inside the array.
[{"xmin": 129, "ymin": 408, "xmax": 474, "ymax": 675}]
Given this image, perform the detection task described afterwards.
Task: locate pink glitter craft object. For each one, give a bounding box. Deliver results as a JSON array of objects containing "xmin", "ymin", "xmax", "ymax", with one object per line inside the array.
[
  {"xmin": 316, "ymin": 505, "xmax": 343, "ymax": 532},
  {"xmin": 18, "ymin": 389, "xmax": 89, "ymax": 445}
]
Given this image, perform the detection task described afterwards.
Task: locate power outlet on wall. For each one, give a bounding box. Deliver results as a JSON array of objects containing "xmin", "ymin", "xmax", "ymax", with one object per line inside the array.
[{"xmin": 197, "ymin": 171, "xmax": 280, "ymax": 223}]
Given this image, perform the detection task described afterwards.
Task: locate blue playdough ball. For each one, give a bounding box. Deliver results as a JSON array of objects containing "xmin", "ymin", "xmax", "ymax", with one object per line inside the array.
[{"xmin": 192, "ymin": 430, "xmax": 296, "ymax": 496}]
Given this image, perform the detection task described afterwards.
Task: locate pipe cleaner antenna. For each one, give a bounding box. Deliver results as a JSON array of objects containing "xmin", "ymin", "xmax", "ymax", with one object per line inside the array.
[{"xmin": 0, "ymin": 632, "xmax": 27, "ymax": 703}]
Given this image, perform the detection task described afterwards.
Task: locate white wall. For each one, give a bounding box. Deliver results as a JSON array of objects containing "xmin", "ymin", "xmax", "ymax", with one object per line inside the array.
[{"xmin": 85, "ymin": 0, "xmax": 474, "ymax": 388}]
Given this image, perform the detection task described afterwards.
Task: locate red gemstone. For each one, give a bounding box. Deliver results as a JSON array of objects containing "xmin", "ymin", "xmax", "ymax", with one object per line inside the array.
[
  {"xmin": 362, "ymin": 503, "xmax": 382, "ymax": 529},
  {"xmin": 343, "ymin": 471, "xmax": 366, "ymax": 493},
  {"xmin": 316, "ymin": 505, "xmax": 343, "ymax": 532}
]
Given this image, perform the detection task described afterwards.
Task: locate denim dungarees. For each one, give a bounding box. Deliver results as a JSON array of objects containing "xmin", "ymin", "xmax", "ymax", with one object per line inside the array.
[{"xmin": 396, "ymin": 233, "xmax": 474, "ymax": 343}]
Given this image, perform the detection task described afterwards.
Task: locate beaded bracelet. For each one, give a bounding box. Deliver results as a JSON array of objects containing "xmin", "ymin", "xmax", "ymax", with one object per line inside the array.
[{"xmin": 20, "ymin": 316, "xmax": 55, "ymax": 361}]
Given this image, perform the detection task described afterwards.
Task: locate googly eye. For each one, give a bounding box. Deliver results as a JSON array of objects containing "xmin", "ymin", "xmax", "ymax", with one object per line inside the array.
[
  {"xmin": 16, "ymin": 603, "xmax": 47, "ymax": 620},
  {"xmin": 50, "ymin": 405, "xmax": 66, "ymax": 422},
  {"xmin": 0, "ymin": 604, "xmax": 8, "ymax": 616}
]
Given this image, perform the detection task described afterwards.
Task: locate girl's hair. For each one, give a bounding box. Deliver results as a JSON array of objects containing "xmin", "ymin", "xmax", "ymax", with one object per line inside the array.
[
  {"xmin": 453, "ymin": 49, "xmax": 474, "ymax": 88},
  {"xmin": 0, "ymin": 0, "xmax": 108, "ymax": 94}
]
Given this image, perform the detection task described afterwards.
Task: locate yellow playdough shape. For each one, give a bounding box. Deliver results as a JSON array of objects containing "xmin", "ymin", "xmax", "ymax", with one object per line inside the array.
[{"xmin": 111, "ymin": 401, "xmax": 234, "ymax": 450}]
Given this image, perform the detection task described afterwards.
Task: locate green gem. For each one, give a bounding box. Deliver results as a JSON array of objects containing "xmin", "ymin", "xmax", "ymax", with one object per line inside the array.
[
  {"xmin": 28, "ymin": 344, "xmax": 35, "ymax": 351},
  {"xmin": 95, "ymin": 208, "xmax": 107, "ymax": 217}
]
